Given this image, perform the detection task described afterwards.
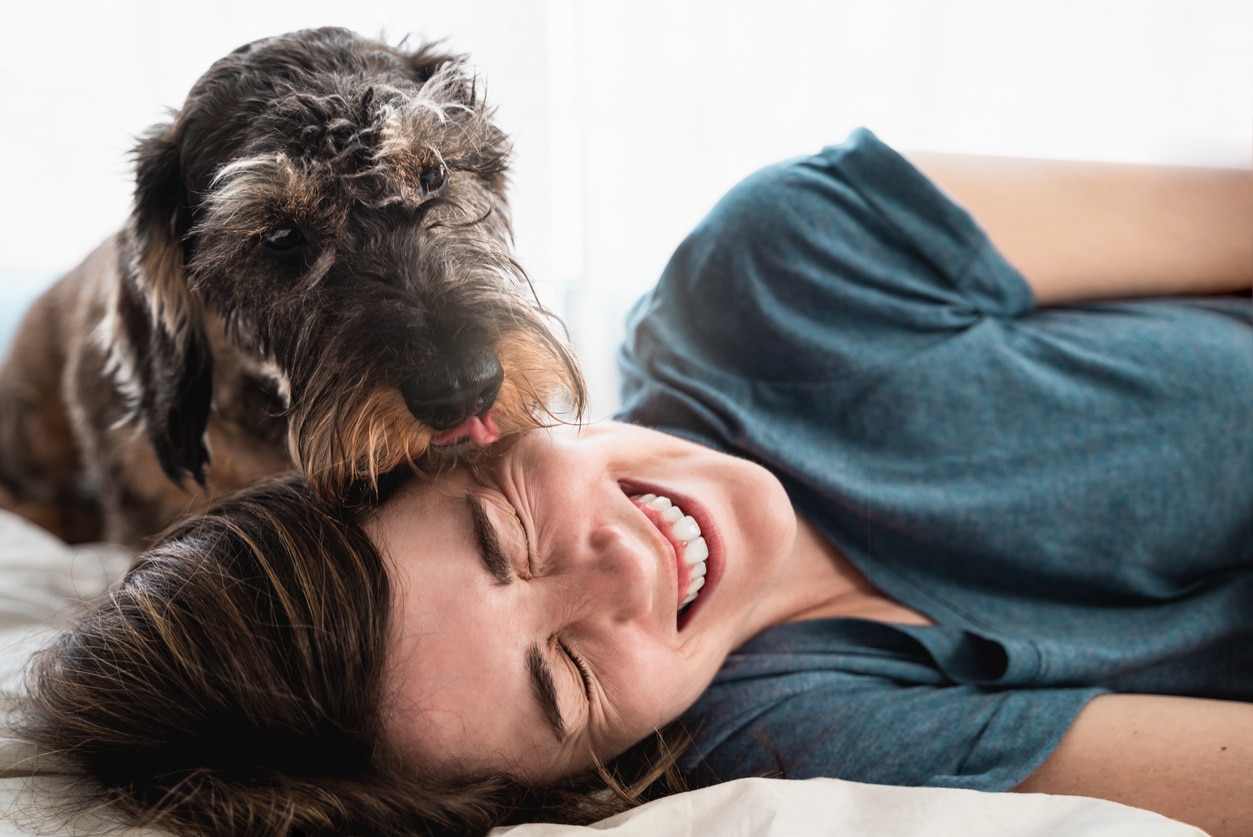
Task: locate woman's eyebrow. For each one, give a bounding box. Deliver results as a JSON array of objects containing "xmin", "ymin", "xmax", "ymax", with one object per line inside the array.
[
  {"xmin": 464, "ymin": 495, "xmax": 513, "ymax": 585},
  {"xmin": 527, "ymin": 644, "xmax": 568, "ymax": 743}
]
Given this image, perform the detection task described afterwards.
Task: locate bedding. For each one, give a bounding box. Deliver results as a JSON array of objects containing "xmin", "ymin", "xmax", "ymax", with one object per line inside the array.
[{"xmin": 0, "ymin": 508, "xmax": 1206, "ymax": 836}]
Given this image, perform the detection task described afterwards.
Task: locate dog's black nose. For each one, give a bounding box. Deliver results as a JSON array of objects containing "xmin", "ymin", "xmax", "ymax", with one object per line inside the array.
[{"xmin": 402, "ymin": 351, "xmax": 504, "ymax": 431}]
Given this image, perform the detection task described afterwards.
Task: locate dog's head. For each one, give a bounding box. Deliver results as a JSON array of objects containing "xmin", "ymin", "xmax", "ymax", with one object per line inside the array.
[{"xmin": 114, "ymin": 27, "xmax": 585, "ymax": 501}]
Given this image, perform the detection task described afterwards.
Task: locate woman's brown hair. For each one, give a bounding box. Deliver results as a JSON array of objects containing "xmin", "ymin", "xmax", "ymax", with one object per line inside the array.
[{"xmin": 13, "ymin": 474, "xmax": 687, "ymax": 836}]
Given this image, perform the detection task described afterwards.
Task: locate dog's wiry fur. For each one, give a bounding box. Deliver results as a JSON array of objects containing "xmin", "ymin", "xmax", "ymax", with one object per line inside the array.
[{"xmin": 0, "ymin": 27, "xmax": 584, "ymax": 547}]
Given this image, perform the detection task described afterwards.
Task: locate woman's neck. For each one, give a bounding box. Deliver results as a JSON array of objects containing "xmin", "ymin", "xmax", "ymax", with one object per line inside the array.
[{"xmin": 768, "ymin": 514, "xmax": 934, "ymax": 628}]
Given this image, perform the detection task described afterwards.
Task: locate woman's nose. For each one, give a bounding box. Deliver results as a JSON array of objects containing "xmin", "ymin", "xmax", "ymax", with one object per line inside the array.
[{"xmin": 569, "ymin": 522, "xmax": 656, "ymax": 622}]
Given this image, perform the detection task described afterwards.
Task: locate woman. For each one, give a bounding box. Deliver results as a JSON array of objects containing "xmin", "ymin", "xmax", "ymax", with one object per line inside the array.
[{"xmin": 15, "ymin": 129, "xmax": 1252, "ymax": 836}]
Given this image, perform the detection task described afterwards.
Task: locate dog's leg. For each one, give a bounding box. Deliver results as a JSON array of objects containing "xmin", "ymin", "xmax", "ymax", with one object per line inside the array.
[{"xmin": 0, "ymin": 263, "xmax": 104, "ymax": 543}]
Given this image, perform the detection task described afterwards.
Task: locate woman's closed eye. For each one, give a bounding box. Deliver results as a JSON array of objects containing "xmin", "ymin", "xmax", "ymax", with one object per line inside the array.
[
  {"xmin": 559, "ymin": 639, "xmax": 592, "ymax": 699},
  {"xmin": 503, "ymin": 499, "xmax": 534, "ymax": 578},
  {"xmin": 482, "ymin": 468, "xmax": 534, "ymax": 576},
  {"xmin": 465, "ymin": 493, "xmax": 531, "ymax": 584},
  {"xmin": 465, "ymin": 478, "xmax": 537, "ymax": 578}
]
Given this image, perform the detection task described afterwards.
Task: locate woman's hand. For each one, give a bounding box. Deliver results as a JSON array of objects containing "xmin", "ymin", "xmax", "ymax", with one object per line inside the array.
[{"xmin": 909, "ymin": 153, "xmax": 1253, "ymax": 306}]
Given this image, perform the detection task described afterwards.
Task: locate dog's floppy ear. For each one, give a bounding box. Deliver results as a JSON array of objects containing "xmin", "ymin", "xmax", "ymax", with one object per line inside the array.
[{"xmin": 121, "ymin": 127, "xmax": 214, "ymax": 487}]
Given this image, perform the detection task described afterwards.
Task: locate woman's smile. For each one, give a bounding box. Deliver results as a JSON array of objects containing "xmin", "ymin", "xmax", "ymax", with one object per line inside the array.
[{"xmin": 627, "ymin": 491, "xmax": 720, "ymax": 630}]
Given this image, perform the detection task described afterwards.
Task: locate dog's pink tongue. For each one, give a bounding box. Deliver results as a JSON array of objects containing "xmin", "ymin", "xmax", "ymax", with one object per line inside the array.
[{"xmin": 433, "ymin": 413, "xmax": 501, "ymax": 446}]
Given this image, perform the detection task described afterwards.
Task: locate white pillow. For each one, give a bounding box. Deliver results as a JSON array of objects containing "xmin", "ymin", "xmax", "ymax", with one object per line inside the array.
[{"xmin": 0, "ymin": 510, "xmax": 1204, "ymax": 836}]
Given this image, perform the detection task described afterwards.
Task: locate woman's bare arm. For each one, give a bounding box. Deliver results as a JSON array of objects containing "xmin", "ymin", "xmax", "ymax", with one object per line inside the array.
[
  {"xmin": 1013, "ymin": 693, "xmax": 1253, "ymax": 836},
  {"xmin": 909, "ymin": 153, "xmax": 1253, "ymax": 306}
]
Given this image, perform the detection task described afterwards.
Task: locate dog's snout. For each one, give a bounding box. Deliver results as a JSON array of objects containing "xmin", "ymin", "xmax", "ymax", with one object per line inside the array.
[{"xmin": 402, "ymin": 350, "xmax": 505, "ymax": 431}]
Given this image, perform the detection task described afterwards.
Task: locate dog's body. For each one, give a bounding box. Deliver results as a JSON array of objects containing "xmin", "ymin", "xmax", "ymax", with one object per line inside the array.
[{"xmin": 0, "ymin": 27, "xmax": 583, "ymax": 547}]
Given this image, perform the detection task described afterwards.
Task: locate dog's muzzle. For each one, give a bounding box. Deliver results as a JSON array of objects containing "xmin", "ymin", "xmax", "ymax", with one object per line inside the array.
[{"xmin": 400, "ymin": 349, "xmax": 504, "ymax": 433}]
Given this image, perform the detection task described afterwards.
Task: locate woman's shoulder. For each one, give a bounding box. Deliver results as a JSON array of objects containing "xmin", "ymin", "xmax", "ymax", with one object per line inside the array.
[{"xmin": 620, "ymin": 130, "xmax": 1033, "ymax": 393}]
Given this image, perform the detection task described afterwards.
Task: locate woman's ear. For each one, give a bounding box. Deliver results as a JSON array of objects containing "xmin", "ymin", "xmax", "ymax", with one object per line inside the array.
[{"xmin": 119, "ymin": 126, "xmax": 214, "ymax": 487}]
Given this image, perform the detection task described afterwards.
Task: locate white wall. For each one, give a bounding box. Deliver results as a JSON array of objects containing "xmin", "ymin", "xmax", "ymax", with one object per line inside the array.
[
  {"xmin": 2, "ymin": 0, "xmax": 1249, "ymax": 417},
  {"xmin": 558, "ymin": 0, "xmax": 1253, "ymax": 416}
]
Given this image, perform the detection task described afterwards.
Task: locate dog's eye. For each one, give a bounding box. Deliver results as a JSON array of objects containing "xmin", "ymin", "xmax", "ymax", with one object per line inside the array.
[
  {"xmin": 419, "ymin": 163, "xmax": 448, "ymax": 196},
  {"xmin": 261, "ymin": 224, "xmax": 308, "ymax": 256}
]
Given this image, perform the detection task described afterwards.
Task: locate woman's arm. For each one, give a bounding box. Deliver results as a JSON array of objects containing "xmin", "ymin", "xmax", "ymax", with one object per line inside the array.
[
  {"xmin": 908, "ymin": 153, "xmax": 1253, "ymax": 306},
  {"xmin": 1013, "ymin": 693, "xmax": 1253, "ymax": 836}
]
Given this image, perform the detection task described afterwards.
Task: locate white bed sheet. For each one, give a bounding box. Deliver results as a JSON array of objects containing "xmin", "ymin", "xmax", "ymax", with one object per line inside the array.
[{"xmin": 0, "ymin": 509, "xmax": 1206, "ymax": 836}]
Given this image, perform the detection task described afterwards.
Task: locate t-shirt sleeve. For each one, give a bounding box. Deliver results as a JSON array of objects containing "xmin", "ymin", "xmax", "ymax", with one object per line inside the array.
[
  {"xmin": 618, "ymin": 127, "xmax": 1033, "ymax": 434},
  {"xmin": 687, "ymin": 675, "xmax": 1099, "ymax": 792},
  {"xmin": 682, "ymin": 624, "xmax": 1104, "ymax": 792}
]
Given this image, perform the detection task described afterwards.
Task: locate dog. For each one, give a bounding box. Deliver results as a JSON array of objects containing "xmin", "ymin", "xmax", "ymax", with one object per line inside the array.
[{"xmin": 0, "ymin": 27, "xmax": 584, "ymax": 548}]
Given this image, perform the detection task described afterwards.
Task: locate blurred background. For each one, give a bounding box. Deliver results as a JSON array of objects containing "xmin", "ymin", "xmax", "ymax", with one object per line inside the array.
[{"xmin": 2, "ymin": 0, "xmax": 1249, "ymax": 418}]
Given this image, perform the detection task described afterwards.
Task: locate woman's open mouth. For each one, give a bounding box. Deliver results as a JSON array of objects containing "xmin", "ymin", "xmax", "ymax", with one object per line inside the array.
[{"xmin": 629, "ymin": 493, "xmax": 709, "ymax": 618}]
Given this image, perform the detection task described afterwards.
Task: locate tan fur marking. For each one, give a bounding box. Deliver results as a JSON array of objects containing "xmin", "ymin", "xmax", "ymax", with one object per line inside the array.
[
  {"xmin": 138, "ymin": 226, "xmax": 201, "ymax": 340},
  {"xmin": 295, "ymin": 326, "xmax": 583, "ymax": 502}
]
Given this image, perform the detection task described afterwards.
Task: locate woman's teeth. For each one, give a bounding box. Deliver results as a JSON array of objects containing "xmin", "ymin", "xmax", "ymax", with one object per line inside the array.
[{"xmin": 632, "ymin": 493, "xmax": 709, "ymax": 610}]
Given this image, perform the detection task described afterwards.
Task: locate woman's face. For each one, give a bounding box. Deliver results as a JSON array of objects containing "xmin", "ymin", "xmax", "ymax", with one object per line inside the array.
[{"xmin": 368, "ymin": 421, "xmax": 797, "ymax": 783}]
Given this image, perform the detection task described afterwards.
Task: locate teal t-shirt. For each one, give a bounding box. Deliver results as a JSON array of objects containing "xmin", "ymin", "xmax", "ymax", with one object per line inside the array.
[{"xmin": 616, "ymin": 129, "xmax": 1253, "ymax": 790}]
